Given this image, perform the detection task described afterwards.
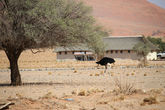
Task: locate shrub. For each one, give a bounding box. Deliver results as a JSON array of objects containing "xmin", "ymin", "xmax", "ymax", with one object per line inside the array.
[
  {"xmin": 141, "ymin": 96, "xmax": 158, "ymax": 106},
  {"xmin": 114, "ymin": 77, "xmax": 136, "ymax": 95}
]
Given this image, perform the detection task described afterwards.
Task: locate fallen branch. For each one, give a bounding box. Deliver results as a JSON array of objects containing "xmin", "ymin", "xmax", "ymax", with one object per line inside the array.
[{"xmin": 0, "ymin": 102, "xmax": 14, "ymax": 110}]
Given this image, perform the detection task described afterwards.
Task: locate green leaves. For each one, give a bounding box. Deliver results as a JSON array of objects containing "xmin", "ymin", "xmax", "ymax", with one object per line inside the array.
[
  {"xmin": 133, "ymin": 37, "xmax": 156, "ymax": 56},
  {"xmin": 0, "ymin": 0, "xmax": 107, "ymax": 54},
  {"xmin": 147, "ymin": 36, "xmax": 165, "ymax": 52},
  {"xmin": 28, "ymin": 0, "xmax": 107, "ymax": 49}
]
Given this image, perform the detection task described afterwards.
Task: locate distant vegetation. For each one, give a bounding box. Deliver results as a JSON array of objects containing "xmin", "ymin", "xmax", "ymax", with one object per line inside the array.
[{"xmin": 147, "ymin": 36, "xmax": 165, "ymax": 52}]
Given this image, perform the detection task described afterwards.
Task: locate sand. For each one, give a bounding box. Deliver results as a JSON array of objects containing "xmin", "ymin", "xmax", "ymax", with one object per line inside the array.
[
  {"xmin": 0, "ymin": 50, "xmax": 165, "ymax": 110},
  {"xmin": 0, "ymin": 67, "xmax": 165, "ymax": 110}
]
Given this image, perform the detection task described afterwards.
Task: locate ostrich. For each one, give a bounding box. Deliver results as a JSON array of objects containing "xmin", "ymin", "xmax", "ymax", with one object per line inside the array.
[{"xmin": 96, "ymin": 57, "xmax": 115, "ymax": 73}]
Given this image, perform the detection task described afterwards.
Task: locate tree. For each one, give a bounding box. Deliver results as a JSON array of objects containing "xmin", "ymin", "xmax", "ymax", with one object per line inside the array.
[
  {"xmin": 133, "ymin": 37, "xmax": 157, "ymax": 66},
  {"xmin": 147, "ymin": 36, "xmax": 165, "ymax": 52},
  {"xmin": 0, "ymin": 0, "xmax": 107, "ymax": 86},
  {"xmin": 87, "ymin": 26, "xmax": 107, "ymax": 60}
]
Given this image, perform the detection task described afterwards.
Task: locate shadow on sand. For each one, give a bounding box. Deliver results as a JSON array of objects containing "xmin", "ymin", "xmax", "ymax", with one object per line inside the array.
[{"xmin": 0, "ymin": 82, "xmax": 64, "ymax": 87}]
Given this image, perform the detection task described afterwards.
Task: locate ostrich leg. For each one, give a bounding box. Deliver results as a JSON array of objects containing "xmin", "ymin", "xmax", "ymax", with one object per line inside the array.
[{"xmin": 104, "ymin": 64, "xmax": 107, "ymax": 73}]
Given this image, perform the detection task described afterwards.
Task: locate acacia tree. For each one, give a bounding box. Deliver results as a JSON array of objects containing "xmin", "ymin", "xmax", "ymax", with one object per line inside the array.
[
  {"xmin": 147, "ymin": 36, "xmax": 165, "ymax": 52},
  {"xmin": 0, "ymin": 0, "xmax": 107, "ymax": 86},
  {"xmin": 133, "ymin": 37, "xmax": 157, "ymax": 66}
]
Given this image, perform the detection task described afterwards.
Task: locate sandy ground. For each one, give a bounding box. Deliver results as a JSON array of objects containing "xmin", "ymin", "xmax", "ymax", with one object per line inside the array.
[
  {"xmin": 0, "ymin": 50, "xmax": 165, "ymax": 110},
  {"xmin": 0, "ymin": 67, "xmax": 165, "ymax": 110}
]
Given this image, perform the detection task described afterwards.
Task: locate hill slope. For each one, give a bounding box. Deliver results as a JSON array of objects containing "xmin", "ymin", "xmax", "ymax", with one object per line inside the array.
[{"xmin": 83, "ymin": 0, "xmax": 165, "ymax": 37}]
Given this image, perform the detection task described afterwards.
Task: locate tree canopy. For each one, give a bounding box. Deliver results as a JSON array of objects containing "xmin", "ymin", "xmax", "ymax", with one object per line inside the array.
[
  {"xmin": 0, "ymin": 0, "xmax": 107, "ymax": 85},
  {"xmin": 0, "ymin": 0, "xmax": 107, "ymax": 50},
  {"xmin": 147, "ymin": 36, "xmax": 165, "ymax": 52}
]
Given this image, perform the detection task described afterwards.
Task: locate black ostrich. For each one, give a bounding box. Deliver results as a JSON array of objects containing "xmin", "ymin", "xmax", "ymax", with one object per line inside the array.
[{"xmin": 96, "ymin": 57, "xmax": 115, "ymax": 73}]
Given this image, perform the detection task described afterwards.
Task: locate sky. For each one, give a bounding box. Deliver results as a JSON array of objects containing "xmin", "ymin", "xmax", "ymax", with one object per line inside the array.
[{"xmin": 148, "ymin": 0, "xmax": 165, "ymax": 9}]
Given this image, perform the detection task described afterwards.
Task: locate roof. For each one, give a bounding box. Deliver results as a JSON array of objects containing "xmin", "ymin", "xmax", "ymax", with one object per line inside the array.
[
  {"xmin": 55, "ymin": 36, "xmax": 158, "ymax": 52},
  {"xmin": 55, "ymin": 44, "xmax": 91, "ymax": 52},
  {"xmin": 103, "ymin": 36, "xmax": 144, "ymax": 50}
]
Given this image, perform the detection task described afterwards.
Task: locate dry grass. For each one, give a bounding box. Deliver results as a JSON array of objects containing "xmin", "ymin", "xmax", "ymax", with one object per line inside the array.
[
  {"xmin": 72, "ymin": 88, "xmax": 104, "ymax": 96},
  {"xmin": 97, "ymin": 101, "xmax": 108, "ymax": 104},
  {"xmin": 95, "ymin": 73, "xmax": 100, "ymax": 76},
  {"xmin": 48, "ymin": 72, "xmax": 52, "ymax": 75},
  {"xmin": 42, "ymin": 92, "xmax": 53, "ymax": 99},
  {"xmin": 89, "ymin": 74, "xmax": 93, "ymax": 76},
  {"xmin": 78, "ymin": 90, "xmax": 86, "ymax": 96},
  {"xmin": 144, "ymin": 73, "xmax": 147, "ymax": 76},
  {"xmin": 131, "ymin": 73, "xmax": 135, "ymax": 76},
  {"xmin": 113, "ymin": 77, "xmax": 136, "ymax": 95}
]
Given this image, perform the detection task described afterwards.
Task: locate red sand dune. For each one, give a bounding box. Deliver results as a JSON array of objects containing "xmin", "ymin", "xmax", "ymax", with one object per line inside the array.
[{"xmin": 82, "ymin": 0, "xmax": 165, "ymax": 37}]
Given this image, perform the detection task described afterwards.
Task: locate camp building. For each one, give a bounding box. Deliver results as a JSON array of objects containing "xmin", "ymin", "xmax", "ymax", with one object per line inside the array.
[{"xmin": 55, "ymin": 36, "xmax": 158, "ymax": 61}]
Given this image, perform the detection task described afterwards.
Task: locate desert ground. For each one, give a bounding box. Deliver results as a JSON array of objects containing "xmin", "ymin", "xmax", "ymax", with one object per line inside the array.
[{"xmin": 0, "ymin": 49, "xmax": 165, "ymax": 110}]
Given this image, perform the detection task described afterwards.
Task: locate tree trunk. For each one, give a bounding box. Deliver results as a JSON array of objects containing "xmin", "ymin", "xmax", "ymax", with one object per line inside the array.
[
  {"xmin": 5, "ymin": 48, "xmax": 23, "ymax": 86},
  {"xmin": 9, "ymin": 56, "xmax": 22, "ymax": 86},
  {"xmin": 143, "ymin": 56, "xmax": 148, "ymax": 66}
]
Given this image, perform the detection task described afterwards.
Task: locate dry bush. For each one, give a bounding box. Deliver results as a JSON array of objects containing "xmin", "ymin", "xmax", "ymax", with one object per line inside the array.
[
  {"xmin": 95, "ymin": 73, "xmax": 100, "ymax": 76},
  {"xmin": 111, "ymin": 73, "xmax": 114, "ymax": 76},
  {"xmin": 156, "ymin": 70, "xmax": 159, "ymax": 73},
  {"xmin": 48, "ymin": 72, "xmax": 52, "ymax": 75},
  {"xmin": 89, "ymin": 88, "xmax": 104, "ymax": 93},
  {"xmin": 144, "ymin": 73, "xmax": 147, "ymax": 76},
  {"xmin": 73, "ymin": 70, "xmax": 77, "ymax": 73},
  {"xmin": 16, "ymin": 93, "xmax": 24, "ymax": 99},
  {"xmin": 148, "ymin": 89, "xmax": 162, "ymax": 94},
  {"xmin": 131, "ymin": 73, "xmax": 135, "ymax": 76},
  {"xmin": 71, "ymin": 90, "xmax": 77, "ymax": 95},
  {"xmin": 100, "ymin": 71, "xmax": 104, "ymax": 75},
  {"xmin": 73, "ymin": 88, "xmax": 104, "ymax": 96},
  {"xmin": 110, "ymin": 105, "xmax": 118, "ymax": 110},
  {"xmin": 89, "ymin": 74, "xmax": 93, "ymax": 76},
  {"xmin": 42, "ymin": 92, "xmax": 53, "ymax": 99},
  {"xmin": 97, "ymin": 101, "xmax": 108, "ymax": 104},
  {"xmin": 111, "ymin": 94, "xmax": 125, "ymax": 102},
  {"xmin": 118, "ymin": 95, "xmax": 125, "ymax": 100},
  {"xmin": 78, "ymin": 90, "xmax": 86, "ymax": 96},
  {"xmin": 113, "ymin": 77, "xmax": 136, "ymax": 95},
  {"xmin": 141, "ymin": 96, "xmax": 158, "ymax": 106}
]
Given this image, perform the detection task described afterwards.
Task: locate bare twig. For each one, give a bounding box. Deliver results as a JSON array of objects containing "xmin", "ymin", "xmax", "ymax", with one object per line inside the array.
[
  {"xmin": 31, "ymin": 49, "xmax": 45, "ymax": 54},
  {"xmin": 0, "ymin": 102, "xmax": 14, "ymax": 110}
]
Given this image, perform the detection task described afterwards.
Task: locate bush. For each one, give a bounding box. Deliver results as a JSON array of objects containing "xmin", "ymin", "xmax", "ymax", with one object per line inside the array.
[
  {"xmin": 113, "ymin": 77, "xmax": 136, "ymax": 95},
  {"xmin": 141, "ymin": 96, "xmax": 158, "ymax": 106}
]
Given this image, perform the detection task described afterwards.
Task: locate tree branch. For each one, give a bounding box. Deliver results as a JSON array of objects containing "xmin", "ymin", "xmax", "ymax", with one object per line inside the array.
[
  {"xmin": 30, "ymin": 49, "xmax": 45, "ymax": 54},
  {"xmin": 0, "ymin": 0, "xmax": 8, "ymax": 11}
]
